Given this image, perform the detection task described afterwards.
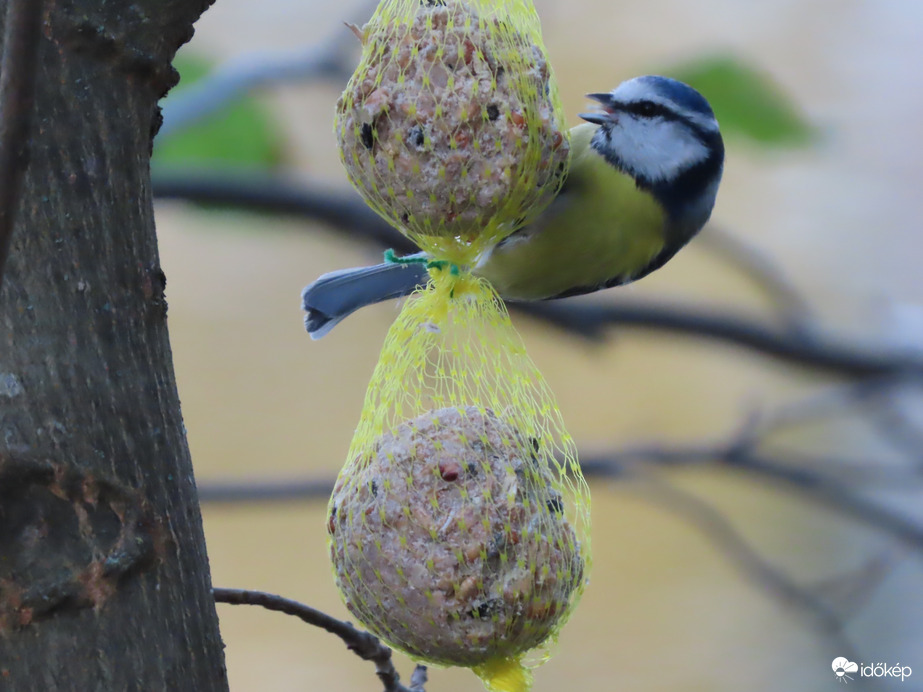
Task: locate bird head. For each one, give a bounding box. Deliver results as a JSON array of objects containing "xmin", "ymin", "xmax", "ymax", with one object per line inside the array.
[{"xmin": 580, "ymin": 75, "xmax": 724, "ymax": 222}]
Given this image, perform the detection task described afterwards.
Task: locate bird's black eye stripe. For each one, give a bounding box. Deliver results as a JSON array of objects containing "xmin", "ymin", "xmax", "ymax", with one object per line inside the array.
[{"xmin": 628, "ymin": 100, "xmax": 665, "ymax": 118}]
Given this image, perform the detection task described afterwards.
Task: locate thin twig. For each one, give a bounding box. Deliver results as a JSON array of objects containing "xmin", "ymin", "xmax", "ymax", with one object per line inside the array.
[
  {"xmin": 198, "ymin": 477, "xmax": 329, "ymax": 503},
  {"xmin": 591, "ymin": 444, "xmax": 923, "ymax": 488},
  {"xmin": 743, "ymin": 377, "xmax": 900, "ymax": 435},
  {"xmin": 197, "ymin": 451, "xmax": 923, "ymax": 555},
  {"xmin": 0, "ymin": 0, "xmax": 44, "ymax": 290},
  {"xmin": 213, "ymin": 587, "xmax": 426, "ymax": 692},
  {"xmin": 152, "ymin": 169, "xmax": 416, "ymax": 253},
  {"xmin": 198, "ymin": 476, "xmax": 333, "ymax": 503},
  {"xmin": 196, "ymin": 437, "xmax": 923, "ymax": 506},
  {"xmin": 513, "ymin": 300, "xmax": 923, "ymax": 377},
  {"xmin": 578, "ymin": 444, "xmax": 923, "ymax": 553},
  {"xmin": 808, "ymin": 550, "xmax": 897, "ymax": 618},
  {"xmin": 720, "ymin": 451, "xmax": 923, "ymax": 552},
  {"xmin": 157, "ymin": 0, "xmax": 376, "ymax": 139},
  {"xmin": 698, "ymin": 226, "xmax": 815, "ymax": 333},
  {"xmin": 854, "ymin": 382, "xmax": 923, "ymax": 469},
  {"xmin": 627, "ymin": 469, "xmax": 861, "ymax": 661}
]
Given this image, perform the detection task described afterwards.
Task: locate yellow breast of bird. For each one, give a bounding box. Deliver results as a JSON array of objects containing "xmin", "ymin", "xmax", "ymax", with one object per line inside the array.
[{"xmin": 476, "ymin": 123, "xmax": 666, "ymax": 301}]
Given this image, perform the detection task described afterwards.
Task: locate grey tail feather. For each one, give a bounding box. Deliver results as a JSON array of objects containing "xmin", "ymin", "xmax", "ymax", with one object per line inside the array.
[{"xmin": 301, "ymin": 256, "xmax": 429, "ymax": 339}]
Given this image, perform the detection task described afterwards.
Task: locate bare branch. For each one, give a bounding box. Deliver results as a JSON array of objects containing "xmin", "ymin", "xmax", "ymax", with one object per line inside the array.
[
  {"xmin": 718, "ymin": 452, "xmax": 923, "ymax": 552},
  {"xmin": 158, "ymin": 1, "xmax": 376, "ymax": 139},
  {"xmin": 197, "ymin": 451, "xmax": 923, "ymax": 554},
  {"xmin": 199, "ymin": 476, "xmax": 331, "ymax": 503},
  {"xmin": 743, "ymin": 378, "xmax": 899, "ymax": 435},
  {"xmin": 0, "ymin": 0, "xmax": 43, "ymax": 289},
  {"xmin": 513, "ymin": 300, "xmax": 923, "ymax": 378},
  {"xmin": 809, "ymin": 550, "xmax": 897, "ymax": 618},
  {"xmin": 854, "ymin": 384, "xmax": 923, "ymax": 469},
  {"xmin": 213, "ymin": 587, "xmax": 426, "ymax": 692},
  {"xmin": 627, "ymin": 469, "xmax": 861, "ymax": 661},
  {"xmin": 577, "ymin": 386, "xmax": 923, "ymax": 550},
  {"xmin": 584, "ymin": 442, "xmax": 923, "ymax": 488},
  {"xmin": 151, "ymin": 169, "xmax": 415, "ymax": 253},
  {"xmin": 698, "ymin": 226, "xmax": 815, "ymax": 333},
  {"xmin": 578, "ymin": 443, "xmax": 923, "ymax": 554}
]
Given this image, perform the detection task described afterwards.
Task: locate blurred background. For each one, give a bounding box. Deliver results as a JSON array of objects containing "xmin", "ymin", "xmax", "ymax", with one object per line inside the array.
[{"xmin": 152, "ymin": 0, "xmax": 923, "ymax": 690}]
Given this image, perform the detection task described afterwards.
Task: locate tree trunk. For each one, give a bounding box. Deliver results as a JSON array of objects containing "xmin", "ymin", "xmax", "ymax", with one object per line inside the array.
[{"xmin": 0, "ymin": 1, "xmax": 228, "ymax": 689}]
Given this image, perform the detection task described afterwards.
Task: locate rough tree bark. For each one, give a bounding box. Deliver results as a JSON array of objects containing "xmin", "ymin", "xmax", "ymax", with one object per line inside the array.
[{"xmin": 0, "ymin": 1, "xmax": 228, "ymax": 690}]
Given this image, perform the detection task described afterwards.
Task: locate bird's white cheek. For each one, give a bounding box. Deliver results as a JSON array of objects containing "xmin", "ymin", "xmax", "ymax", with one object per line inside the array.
[{"xmin": 609, "ymin": 119, "xmax": 709, "ymax": 183}]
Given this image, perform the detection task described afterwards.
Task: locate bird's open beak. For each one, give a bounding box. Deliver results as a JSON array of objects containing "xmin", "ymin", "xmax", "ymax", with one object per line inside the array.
[{"xmin": 579, "ymin": 92, "xmax": 617, "ymax": 125}]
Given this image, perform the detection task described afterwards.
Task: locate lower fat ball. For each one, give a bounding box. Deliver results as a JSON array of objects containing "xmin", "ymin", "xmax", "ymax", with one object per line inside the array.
[{"xmin": 328, "ymin": 406, "xmax": 585, "ymax": 666}]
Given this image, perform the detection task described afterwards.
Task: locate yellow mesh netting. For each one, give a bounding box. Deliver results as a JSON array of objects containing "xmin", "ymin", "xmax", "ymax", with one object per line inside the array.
[
  {"xmin": 328, "ymin": 2, "xmax": 590, "ymax": 690},
  {"xmin": 335, "ymin": 0, "xmax": 569, "ymax": 265},
  {"xmin": 328, "ymin": 271, "xmax": 590, "ymax": 691}
]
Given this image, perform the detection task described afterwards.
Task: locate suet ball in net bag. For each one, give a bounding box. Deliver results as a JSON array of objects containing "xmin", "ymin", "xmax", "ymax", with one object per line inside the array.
[
  {"xmin": 335, "ymin": 0, "xmax": 569, "ymax": 257},
  {"xmin": 327, "ymin": 273, "xmax": 590, "ymax": 692},
  {"xmin": 329, "ymin": 406, "xmax": 584, "ymax": 666}
]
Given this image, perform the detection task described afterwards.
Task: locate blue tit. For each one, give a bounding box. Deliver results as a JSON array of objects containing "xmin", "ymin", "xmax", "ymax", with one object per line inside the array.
[{"xmin": 303, "ymin": 75, "xmax": 724, "ymax": 338}]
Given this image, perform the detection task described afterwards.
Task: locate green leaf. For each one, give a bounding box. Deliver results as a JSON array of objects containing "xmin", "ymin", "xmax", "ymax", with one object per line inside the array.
[
  {"xmin": 154, "ymin": 50, "xmax": 283, "ymax": 167},
  {"xmin": 665, "ymin": 54, "xmax": 814, "ymax": 147}
]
